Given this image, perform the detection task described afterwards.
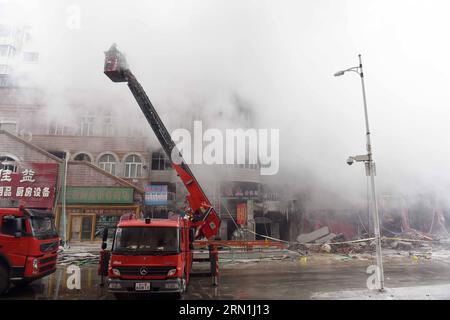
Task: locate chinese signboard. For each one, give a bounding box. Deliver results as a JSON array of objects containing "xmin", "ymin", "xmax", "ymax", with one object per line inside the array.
[
  {"xmin": 222, "ymin": 182, "xmax": 259, "ymax": 199},
  {"xmin": 144, "ymin": 185, "xmax": 168, "ymax": 205},
  {"xmin": 236, "ymin": 203, "xmax": 247, "ymax": 225},
  {"xmin": 0, "ymin": 163, "xmax": 58, "ymax": 209},
  {"xmin": 63, "ymin": 187, "xmax": 134, "ymax": 204}
]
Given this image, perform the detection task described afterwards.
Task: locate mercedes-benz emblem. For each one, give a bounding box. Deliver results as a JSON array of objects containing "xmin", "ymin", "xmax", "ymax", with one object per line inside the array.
[{"xmin": 139, "ymin": 267, "xmax": 148, "ymax": 276}]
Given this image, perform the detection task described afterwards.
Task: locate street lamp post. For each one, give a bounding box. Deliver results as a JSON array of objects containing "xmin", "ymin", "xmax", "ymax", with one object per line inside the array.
[{"xmin": 335, "ymin": 54, "xmax": 385, "ymax": 291}]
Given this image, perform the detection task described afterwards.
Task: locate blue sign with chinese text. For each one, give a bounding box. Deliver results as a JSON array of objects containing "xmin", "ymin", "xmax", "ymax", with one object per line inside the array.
[{"xmin": 144, "ymin": 185, "xmax": 168, "ymax": 205}]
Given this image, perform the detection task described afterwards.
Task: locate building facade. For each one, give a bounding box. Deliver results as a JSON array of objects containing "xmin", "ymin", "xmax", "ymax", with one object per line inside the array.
[
  {"xmin": 0, "ymin": 2, "xmax": 39, "ymax": 88},
  {"xmin": 0, "ymin": 130, "xmax": 144, "ymax": 243},
  {"xmin": 57, "ymin": 161, "xmax": 143, "ymax": 242},
  {"xmin": 0, "ymin": 5, "xmax": 300, "ymax": 240}
]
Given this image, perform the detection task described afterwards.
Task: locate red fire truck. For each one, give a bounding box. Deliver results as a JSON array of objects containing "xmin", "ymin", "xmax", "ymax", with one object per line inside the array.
[
  {"xmin": 0, "ymin": 207, "xmax": 59, "ymax": 294},
  {"xmin": 99, "ymin": 44, "xmax": 221, "ymax": 298}
]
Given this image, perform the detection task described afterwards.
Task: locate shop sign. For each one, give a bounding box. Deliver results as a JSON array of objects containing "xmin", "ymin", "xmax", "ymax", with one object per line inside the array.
[
  {"xmin": 0, "ymin": 162, "xmax": 58, "ymax": 209},
  {"xmin": 222, "ymin": 182, "xmax": 259, "ymax": 199},
  {"xmin": 237, "ymin": 203, "xmax": 247, "ymax": 225},
  {"xmin": 63, "ymin": 187, "xmax": 134, "ymax": 204},
  {"xmin": 144, "ymin": 185, "xmax": 168, "ymax": 205}
]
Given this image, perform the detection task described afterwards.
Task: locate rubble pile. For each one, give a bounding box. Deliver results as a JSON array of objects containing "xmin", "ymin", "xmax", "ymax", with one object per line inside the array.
[
  {"xmin": 57, "ymin": 248, "xmax": 100, "ymax": 266},
  {"xmin": 292, "ymin": 227, "xmax": 349, "ymax": 254},
  {"xmin": 400, "ymin": 229, "xmax": 433, "ymax": 242},
  {"xmin": 292, "ymin": 226, "xmax": 448, "ymax": 256},
  {"xmin": 331, "ymin": 240, "xmax": 373, "ymax": 254}
]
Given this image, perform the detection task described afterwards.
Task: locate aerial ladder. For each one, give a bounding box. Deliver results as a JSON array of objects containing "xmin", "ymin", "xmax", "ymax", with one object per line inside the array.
[{"xmin": 103, "ymin": 43, "xmax": 221, "ymax": 284}]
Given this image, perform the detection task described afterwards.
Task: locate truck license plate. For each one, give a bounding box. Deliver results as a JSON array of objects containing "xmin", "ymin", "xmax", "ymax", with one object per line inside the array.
[{"xmin": 135, "ymin": 283, "xmax": 151, "ymax": 291}]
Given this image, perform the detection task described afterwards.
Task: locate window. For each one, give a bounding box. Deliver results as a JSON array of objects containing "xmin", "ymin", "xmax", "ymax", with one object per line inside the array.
[
  {"xmin": 0, "ymin": 45, "xmax": 10, "ymax": 57},
  {"xmin": 23, "ymin": 51, "xmax": 39, "ymax": 62},
  {"xmin": 23, "ymin": 28, "xmax": 33, "ymax": 43},
  {"xmin": 48, "ymin": 151, "xmax": 67, "ymax": 159},
  {"xmin": 0, "ymin": 45, "xmax": 14, "ymax": 58},
  {"xmin": 1, "ymin": 216, "xmax": 16, "ymax": 236},
  {"xmin": 98, "ymin": 154, "xmax": 116, "ymax": 175},
  {"xmin": 124, "ymin": 154, "xmax": 142, "ymax": 178},
  {"xmin": 9, "ymin": 47, "xmax": 15, "ymax": 58},
  {"xmin": 74, "ymin": 153, "xmax": 92, "ymax": 162},
  {"xmin": 151, "ymin": 152, "xmax": 171, "ymax": 170},
  {"xmin": 0, "ymin": 156, "xmax": 17, "ymax": 172},
  {"xmin": 102, "ymin": 112, "xmax": 116, "ymax": 136},
  {"xmin": 113, "ymin": 227, "xmax": 179, "ymax": 253},
  {"xmin": 48, "ymin": 121, "xmax": 68, "ymax": 135},
  {"xmin": 0, "ymin": 64, "xmax": 11, "ymax": 75},
  {"xmin": 79, "ymin": 114, "xmax": 95, "ymax": 136},
  {"xmin": 0, "ymin": 25, "xmax": 11, "ymax": 38},
  {"xmin": 0, "ymin": 75, "xmax": 9, "ymax": 87}
]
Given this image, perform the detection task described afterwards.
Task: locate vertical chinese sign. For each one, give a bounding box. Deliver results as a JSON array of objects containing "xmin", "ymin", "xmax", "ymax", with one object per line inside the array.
[
  {"xmin": 0, "ymin": 163, "xmax": 58, "ymax": 209},
  {"xmin": 236, "ymin": 203, "xmax": 247, "ymax": 225},
  {"xmin": 144, "ymin": 185, "xmax": 168, "ymax": 206}
]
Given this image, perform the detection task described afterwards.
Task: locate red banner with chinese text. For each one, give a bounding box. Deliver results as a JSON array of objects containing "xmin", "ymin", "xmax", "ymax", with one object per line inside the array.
[
  {"xmin": 236, "ymin": 203, "xmax": 247, "ymax": 225},
  {"xmin": 0, "ymin": 162, "xmax": 58, "ymax": 209}
]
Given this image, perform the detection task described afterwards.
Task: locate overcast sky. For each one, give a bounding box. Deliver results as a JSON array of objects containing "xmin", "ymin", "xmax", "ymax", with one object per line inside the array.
[{"xmin": 4, "ymin": 0, "xmax": 450, "ymax": 208}]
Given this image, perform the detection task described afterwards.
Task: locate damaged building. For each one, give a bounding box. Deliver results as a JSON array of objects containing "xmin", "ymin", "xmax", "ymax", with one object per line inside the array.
[{"xmin": 0, "ymin": 83, "xmax": 302, "ymax": 241}]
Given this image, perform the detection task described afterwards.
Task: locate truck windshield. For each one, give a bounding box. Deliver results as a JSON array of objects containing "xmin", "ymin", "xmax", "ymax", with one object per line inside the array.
[
  {"xmin": 30, "ymin": 216, "xmax": 58, "ymax": 240},
  {"xmin": 113, "ymin": 227, "xmax": 179, "ymax": 254}
]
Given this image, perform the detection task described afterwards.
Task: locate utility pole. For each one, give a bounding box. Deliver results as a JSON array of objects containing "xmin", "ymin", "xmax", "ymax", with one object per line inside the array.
[{"xmin": 335, "ymin": 55, "xmax": 385, "ymax": 291}]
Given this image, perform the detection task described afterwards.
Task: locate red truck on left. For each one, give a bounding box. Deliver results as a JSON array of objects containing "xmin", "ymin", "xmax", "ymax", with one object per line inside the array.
[{"xmin": 0, "ymin": 207, "xmax": 59, "ymax": 294}]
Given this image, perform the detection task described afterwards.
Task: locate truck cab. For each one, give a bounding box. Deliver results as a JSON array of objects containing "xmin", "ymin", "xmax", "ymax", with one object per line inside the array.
[
  {"xmin": 0, "ymin": 207, "xmax": 59, "ymax": 294},
  {"xmin": 105, "ymin": 216, "xmax": 194, "ymax": 298}
]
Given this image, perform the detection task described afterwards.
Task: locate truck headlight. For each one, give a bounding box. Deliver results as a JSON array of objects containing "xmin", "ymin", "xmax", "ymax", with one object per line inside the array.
[
  {"xmin": 112, "ymin": 268, "xmax": 121, "ymax": 276},
  {"xmin": 167, "ymin": 269, "xmax": 177, "ymax": 276},
  {"xmin": 32, "ymin": 259, "xmax": 39, "ymax": 270}
]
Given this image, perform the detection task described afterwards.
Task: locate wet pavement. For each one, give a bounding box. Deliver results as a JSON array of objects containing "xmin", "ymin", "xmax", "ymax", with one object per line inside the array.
[{"xmin": 2, "ymin": 254, "xmax": 450, "ymax": 300}]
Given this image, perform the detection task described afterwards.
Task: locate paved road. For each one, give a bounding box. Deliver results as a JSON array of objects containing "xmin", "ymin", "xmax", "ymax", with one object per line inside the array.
[{"xmin": 2, "ymin": 256, "xmax": 450, "ymax": 300}]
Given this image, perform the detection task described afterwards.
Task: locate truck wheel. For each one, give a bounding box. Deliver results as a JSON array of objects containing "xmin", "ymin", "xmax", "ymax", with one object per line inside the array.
[{"xmin": 0, "ymin": 264, "xmax": 10, "ymax": 295}]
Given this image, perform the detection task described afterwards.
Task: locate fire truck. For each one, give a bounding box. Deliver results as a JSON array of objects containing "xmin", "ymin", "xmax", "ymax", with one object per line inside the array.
[
  {"xmin": 99, "ymin": 44, "xmax": 221, "ymax": 298},
  {"xmin": 0, "ymin": 207, "xmax": 59, "ymax": 294}
]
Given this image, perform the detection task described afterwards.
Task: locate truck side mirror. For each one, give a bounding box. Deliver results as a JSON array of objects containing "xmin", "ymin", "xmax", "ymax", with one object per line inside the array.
[
  {"xmin": 101, "ymin": 228, "xmax": 108, "ymax": 250},
  {"xmin": 102, "ymin": 228, "xmax": 109, "ymax": 242}
]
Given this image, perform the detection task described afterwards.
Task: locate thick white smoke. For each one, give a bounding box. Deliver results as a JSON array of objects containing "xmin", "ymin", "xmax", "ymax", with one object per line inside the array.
[{"xmin": 4, "ymin": 0, "xmax": 450, "ymax": 209}]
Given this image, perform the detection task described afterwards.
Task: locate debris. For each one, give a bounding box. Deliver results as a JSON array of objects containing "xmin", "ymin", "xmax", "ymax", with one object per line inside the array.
[
  {"xmin": 315, "ymin": 233, "xmax": 337, "ymax": 244},
  {"xmin": 320, "ymin": 244, "xmax": 332, "ymax": 253},
  {"xmin": 393, "ymin": 241, "xmax": 414, "ymax": 251},
  {"xmin": 58, "ymin": 251, "xmax": 100, "ymax": 266},
  {"xmin": 401, "ymin": 229, "xmax": 434, "ymax": 242},
  {"xmin": 390, "ymin": 241, "xmax": 399, "ymax": 249},
  {"xmin": 297, "ymin": 227, "xmax": 330, "ymax": 243}
]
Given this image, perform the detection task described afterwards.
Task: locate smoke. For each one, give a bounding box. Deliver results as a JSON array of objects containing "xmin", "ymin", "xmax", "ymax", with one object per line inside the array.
[{"xmin": 4, "ymin": 0, "xmax": 450, "ymax": 209}]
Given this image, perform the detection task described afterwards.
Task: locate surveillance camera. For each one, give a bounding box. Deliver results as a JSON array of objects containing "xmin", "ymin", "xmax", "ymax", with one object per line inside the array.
[{"xmin": 346, "ymin": 157, "xmax": 354, "ymax": 166}]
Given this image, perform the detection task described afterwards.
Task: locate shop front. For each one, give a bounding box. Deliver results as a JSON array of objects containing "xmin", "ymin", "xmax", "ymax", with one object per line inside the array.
[{"xmin": 57, "ymin": 186, "xmax": 140, "ymax": 242}]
